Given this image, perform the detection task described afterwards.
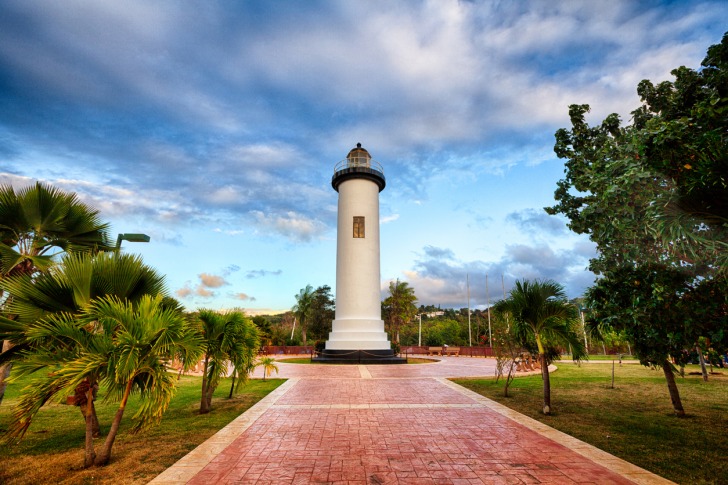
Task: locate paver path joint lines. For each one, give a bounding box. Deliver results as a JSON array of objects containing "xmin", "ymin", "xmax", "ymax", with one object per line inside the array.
[{"xmin": 151, "ymin": 358, "xmax": 673, "ymax": 485}]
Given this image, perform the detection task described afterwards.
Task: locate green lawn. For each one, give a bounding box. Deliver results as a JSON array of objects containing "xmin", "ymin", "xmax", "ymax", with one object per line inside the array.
[
  {"xmin": 454, "ymin": 363, "xmax": 728, "ymax": 485},
  {"xmin": 0, "ymin": 374, "xmax": 284, "ymax": 484},
  {"xmin": 275, "ymin": 357, "xmax": 436, "ymax": 364}
]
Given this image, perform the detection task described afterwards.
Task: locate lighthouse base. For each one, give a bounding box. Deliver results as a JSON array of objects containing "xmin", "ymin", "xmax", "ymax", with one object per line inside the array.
[
  {"xmin": 314, "ymin": 317, "xmax": 406, "ymax": 364},
  {"xmin": 312, "ymin": 349, "xmax": 406, "ymax": 365}
]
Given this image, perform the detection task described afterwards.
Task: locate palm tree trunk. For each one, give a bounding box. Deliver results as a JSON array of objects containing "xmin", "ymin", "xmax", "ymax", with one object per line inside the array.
[
  {"xmin": 534, "ymin": 334, "xmax": 551, "ymax": 415},
  {"xmin": 83, "ymin": 385, "xmax": 97, "ymax": 468},
  {"xmin": 205, "ymin": 383, "xmax": 216, "ymax": 410},
  {"xmin": 0, "ymin": 340, "xmax": 14, "ymax": 406},
  {"xmin": 95, "ymin": 379, "xmax": 134, "ymax": 466},
  {"xmin": 75, "ymin": 378, "xmax": 100, "ymax": 437},
  {"xmin": 541, "ymin": 353, "xmax": 551, "ymax": 415},
  {"xmin": 79, "ymin": 403, "xmax": 101, "ymax": 437},
  {"xmin": 228, "ymin": 371, "xmax": 236, "ymax": 399},
  {"xmin": 301, "ymin": 326, "xmax": 307, "ymax": 346},
  {"xmin": 697, "ymin": 345, "xmax": 708, "ymax": 382},
  {"xmin": 200, "ymin": 354, "xmax": 211, "ymax": 414},
  {"xmin": 661, "ymin": 360, "xmax": 685, "ymax": 417}
]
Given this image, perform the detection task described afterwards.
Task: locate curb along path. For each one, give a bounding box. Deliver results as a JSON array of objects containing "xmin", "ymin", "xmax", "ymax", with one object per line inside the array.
[{"xmin": 151, "ymin": 359, "xmax": 673, "ymax": 484}]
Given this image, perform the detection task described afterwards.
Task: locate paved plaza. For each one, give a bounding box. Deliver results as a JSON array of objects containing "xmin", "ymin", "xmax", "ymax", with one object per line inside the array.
[{"xmin": 151, "ymin": 357, "xmax": 672, "ymax": 484}]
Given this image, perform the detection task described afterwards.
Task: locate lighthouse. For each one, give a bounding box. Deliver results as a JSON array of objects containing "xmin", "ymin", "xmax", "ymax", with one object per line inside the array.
[{"xmin": 314, "ymin": 144, "xmax": 404, "ymax": 364}]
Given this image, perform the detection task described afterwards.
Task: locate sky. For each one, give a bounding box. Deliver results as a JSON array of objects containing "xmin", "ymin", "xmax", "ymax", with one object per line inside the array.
[{"xmin": 1, "ymin": 1, "xmax": 726, "ymax": 315}]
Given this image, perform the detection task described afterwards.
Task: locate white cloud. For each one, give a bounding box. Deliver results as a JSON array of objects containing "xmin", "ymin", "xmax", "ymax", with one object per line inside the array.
[
  {"xmin": 1, "ymin": 0, "xmax": 723, "ymax": 312},
  {"xmin": 381, "ymin": 214, "xmax": 399, "ymax": 224},
  {"xmin": 251, "ymin": 210, "xmax": 328, "ymax": 242},
  {"xmin": 198, "ymin": 273, "xmax": 228, "ymax": 288},
  {"xmin": 175, "ymin": 285, "xmax": 193, "ymax": 299}
]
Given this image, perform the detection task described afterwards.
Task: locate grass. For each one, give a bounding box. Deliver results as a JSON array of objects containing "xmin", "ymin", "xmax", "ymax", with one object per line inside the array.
[
  {"xmin": 556, "ymin": 354, "xmax": 639, "ymax": 361},
  {"xmin": 0, "ymin": 374, "xmax": 284, "ymax": 484},
  {"xmin": 454, "ymin": 363, "xmax": 728, "ymax": 485},
  {"xmin": 275, "ymin": 357, "xmax": 436, "ymax": 364}
]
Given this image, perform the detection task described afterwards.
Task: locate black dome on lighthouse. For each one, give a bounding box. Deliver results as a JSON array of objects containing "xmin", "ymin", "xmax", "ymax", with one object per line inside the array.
[{"xmin": 332, "ymin": 143, "xmax": 386, "ymax": 192}]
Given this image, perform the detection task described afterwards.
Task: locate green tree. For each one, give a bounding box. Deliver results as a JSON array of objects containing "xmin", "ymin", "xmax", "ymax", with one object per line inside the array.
[
  {"xmin": 490, "ymin": 312, "xmax": 522, "ymax": 397},
  {"xmin": 0, "ymin": 182, "xmax": 112, "ymax": 278},
  {"xmin": 196, "ymin": 309, "xmax": 259, "ymax": 414},
  {"xmin": 382, "ymin": 279, "xmax": 418, "ymax": 345},
  {"xmin": 546, "ymin": 34, "xmax": 728, "ymax": 415},
  {"xmin": 292, "ymin": 285, "xmax": 314, "ymax": 346},
  {"xmin": 252, "ymin": 315, "xmax": 272, "ymax": 346},
  {"xmin": 0, "ymin": 182, "xmax": 113, "ymax": 405},
  {"xmin": 307, "ymin": 285, "xmax": 335, "ymax": 342},
  {"xmin": 632, "ymin": 33, "xmax": 728, "ymax": 273},
  {"xmin": 495, "ymin": 279, "xmax": 586, "ymax": 415},
  {"xmin": 3, "ymin": 294, "xmax": 202, "ymax": 467},
  {"xmin": 0, "ymin": 252, "xmax": 167, "ymax": 432},
  {"xmin": 257, "ymin": 357, "xmax": 279, "ymax": 381}
]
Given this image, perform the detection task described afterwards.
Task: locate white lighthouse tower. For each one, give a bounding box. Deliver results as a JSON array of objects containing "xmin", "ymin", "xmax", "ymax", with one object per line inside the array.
[{"xmin": 316, "ymin": 144, "xmax": 404, "ymax": 363}]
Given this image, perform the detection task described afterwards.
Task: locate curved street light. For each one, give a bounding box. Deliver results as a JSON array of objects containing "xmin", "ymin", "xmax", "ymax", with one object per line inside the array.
[{"xmin": 115, "ymin": 233, "xmax": 150, "ymax": 252}]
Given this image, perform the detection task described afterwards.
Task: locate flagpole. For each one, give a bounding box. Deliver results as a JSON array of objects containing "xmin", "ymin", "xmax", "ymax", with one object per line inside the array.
[
  {"xmin": 467, "ymin": 273, "xmax": 472, "ymax": 347},
  {"xmin": 502, "ymin": 274, "xmax": 508, "ymax": 331},
  {"xmin": 486, "ymin": 274, "xmax": 492, "ymax": 347}
]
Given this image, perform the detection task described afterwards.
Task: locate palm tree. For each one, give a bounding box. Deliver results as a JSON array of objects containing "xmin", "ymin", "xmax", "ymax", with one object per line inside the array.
[
  {"xmin": 382, "ymin": 279, "xmax": 418, "ymax": 344},
  {"xmin": 196, "ymin": 309, "xmax": 260, "ymax": 414},
  {"xmin": 4, "ymin": 294, "xmax": 202, "ymax": 467},
  {"xmin": 0, "ymin": 182, "xmax": 113, "ymax": 405},
  {"xmin": 257, "ymin": 357, "xmax": 279, "ymax": 381},
  {"xmin": 0, "ymin": 182, "xmax": 112, "ymax": 278},
  {"xmin": 292, "ymin": 285, "xmax": 314, "ymax": 346},
  {"xmin": 0, "ymin": 252, "xmax": 167, "ymax": 432},
  {"xmin": 496, "ymin": 279, "xmax": 586, "ymax": 415}
]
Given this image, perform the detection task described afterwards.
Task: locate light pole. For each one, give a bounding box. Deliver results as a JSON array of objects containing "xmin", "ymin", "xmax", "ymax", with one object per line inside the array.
[
  {"xmin": 579, "ymin": 306, "xmax": 588, "ymax": 352},
  {"xmin": 417, "ymin": 313, "xmax": 423, "ymax": 347},
  {"xmin": 115, "ymin": 233, "xmax": 151, "ymax": 252}
]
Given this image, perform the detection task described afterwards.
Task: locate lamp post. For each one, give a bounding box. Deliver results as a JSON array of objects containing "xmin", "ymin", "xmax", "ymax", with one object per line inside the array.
[
  {"xmin": 115, "ymin": 233, "xmax": 151, "ymax": 252},
  {"xmin": 417, "ymin": 313, "xmax": 423, "ymax": 347},
  {"xmin": 579, "ymin": 306, "xmax": 588, "ymax": 352}
]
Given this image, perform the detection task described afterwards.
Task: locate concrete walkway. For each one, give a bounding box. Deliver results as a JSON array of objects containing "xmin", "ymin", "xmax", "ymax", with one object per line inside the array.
[{"xmin": 151, "ymin": 357, "xmax": 672, "ymax": 484}]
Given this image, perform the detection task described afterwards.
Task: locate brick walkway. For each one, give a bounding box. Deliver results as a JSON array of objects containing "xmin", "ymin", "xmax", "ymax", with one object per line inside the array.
[{"xmin": 151, "ymin": 358, "xmax": 672, "ymax": 484}]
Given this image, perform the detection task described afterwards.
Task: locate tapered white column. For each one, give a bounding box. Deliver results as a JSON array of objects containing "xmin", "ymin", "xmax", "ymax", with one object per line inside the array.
[{"xmin": 326, "ymin": 144, "xmax": 390, "ymax": 350}]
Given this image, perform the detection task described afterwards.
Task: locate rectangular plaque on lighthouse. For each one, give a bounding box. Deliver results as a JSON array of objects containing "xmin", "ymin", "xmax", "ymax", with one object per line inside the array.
[{"xmin": 313, "ymin": 144, "xmax": 405, "ymax": 364}]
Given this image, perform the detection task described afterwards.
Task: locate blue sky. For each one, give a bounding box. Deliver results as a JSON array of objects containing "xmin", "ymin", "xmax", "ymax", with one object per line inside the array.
[{"xmin": 1, "ymin": 1, "xmax": 726, "ymax": 314}]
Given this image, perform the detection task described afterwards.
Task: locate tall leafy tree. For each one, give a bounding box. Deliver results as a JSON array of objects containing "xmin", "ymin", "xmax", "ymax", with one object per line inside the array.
[
  {"xmin": 495, "ymin": 279, "xmax": 586, "ymax": 415},
  {"xmin": 632, "ymin": 33, "xmax": 728, "ymax": 273},
  {"xmin": 547, "ymin": 34, "xmax": 728, "ymax": 415},
  {"xmin": 307, "ymin": 285, "xmax": 335, "ymax": 342},
  {"xmin": 0, "ymin": 182, "xmax": 112, "ymax": 404},
  {"xmin": 196, "ymin": 309, "xmax": 260, "ymax": 414},
  {"xmin": 292, "ymin": 285, "xmax": 314, "ymax": 346},
  {"xmin": 3, "ymin": 294, "xmax": 202, "ymax": 467},
  {"xmin": 382, "ymin": 279, "xmax": 418, "ymax": 345}
]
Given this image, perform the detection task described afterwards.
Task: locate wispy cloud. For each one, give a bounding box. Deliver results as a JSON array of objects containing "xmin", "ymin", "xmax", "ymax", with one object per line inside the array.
[
  {"xmin": 506, "ymin": 208, "xmax": 568, "ymax": 236},
  {"xmin": 397, "ymin": 239, "xmax": 595, "ymax": 308},
  {"xmin": 1, "ymin": 0, "xmax": 722, "ymax": 311},
  {"xmin": 246, "ymin": 269, "xmax": 283, "ymax": 279},
  {"xmin": 251, "ymin": 210, "xmax": 329, "ymax": 242}
]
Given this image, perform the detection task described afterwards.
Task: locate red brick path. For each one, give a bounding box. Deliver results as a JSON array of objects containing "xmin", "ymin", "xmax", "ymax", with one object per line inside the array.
[{"xmin": 152, "ymin": 360, "xmax": 671, "ymax": 484}]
